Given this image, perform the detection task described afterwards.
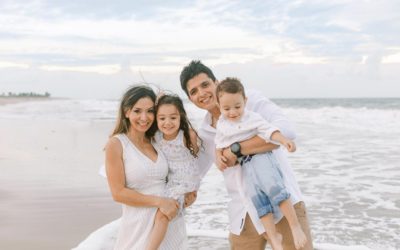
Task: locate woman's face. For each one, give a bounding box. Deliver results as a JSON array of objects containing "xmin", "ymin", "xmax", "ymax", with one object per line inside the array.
[{"xmin": 125, "ymin": 97, "xmax": 155, "ymax": 134}]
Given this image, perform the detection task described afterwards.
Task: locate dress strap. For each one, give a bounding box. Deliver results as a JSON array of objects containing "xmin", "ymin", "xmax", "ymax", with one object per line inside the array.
[{"xmin": 113, "ymin": 134, "xmax": 129, "ymax": 151}]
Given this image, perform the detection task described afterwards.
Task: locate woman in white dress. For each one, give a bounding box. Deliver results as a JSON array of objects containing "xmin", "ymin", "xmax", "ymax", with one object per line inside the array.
[{"xmin": 104, "ymin": 85, "xmax": 188, "ymax": 249}]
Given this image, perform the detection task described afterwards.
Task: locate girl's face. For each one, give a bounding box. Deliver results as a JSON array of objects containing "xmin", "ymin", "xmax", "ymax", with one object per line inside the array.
[
  {"xmin": 125, "ymin": 97, "xmax": 155, "ymax": 134},
  {"xmin": 156, "ymin": 104, "xmax": 181, "ymax": 140}
]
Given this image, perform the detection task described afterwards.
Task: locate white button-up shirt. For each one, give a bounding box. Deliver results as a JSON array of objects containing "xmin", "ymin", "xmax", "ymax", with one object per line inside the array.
[{"xmin": 197, "ymin": 89, "xmax": 303, "ymax": 235}]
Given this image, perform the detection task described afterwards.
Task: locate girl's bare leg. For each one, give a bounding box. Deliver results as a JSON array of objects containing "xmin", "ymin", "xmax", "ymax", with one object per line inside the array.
[
  {"xmin": 146, "ymin": 209, "xmax": 169, "ymax": 250},
  {"xmin": 260, "ymin": 213, "xmax": 283, "ymax": 250},
  {"xmin": 279, "ymin": 199, "xmax": 307, "ymax": 249}
]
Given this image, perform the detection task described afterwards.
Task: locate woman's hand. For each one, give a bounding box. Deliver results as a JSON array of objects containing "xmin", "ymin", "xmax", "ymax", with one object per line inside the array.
[{"xmin": 158, "ymin": 198, "xmax": 179, "ymax": 220}]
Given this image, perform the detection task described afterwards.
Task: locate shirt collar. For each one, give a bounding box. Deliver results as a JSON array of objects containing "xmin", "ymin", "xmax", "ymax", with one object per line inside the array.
[{"xmin": 201, "ymin": 112, "xmax": 216, "ymax": 132}]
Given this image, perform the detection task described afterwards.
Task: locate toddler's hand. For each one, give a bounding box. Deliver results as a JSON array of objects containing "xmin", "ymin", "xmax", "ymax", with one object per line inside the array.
[{"xmin": 283, "ymin": 140, "xmax": 296, "ymax": 152}]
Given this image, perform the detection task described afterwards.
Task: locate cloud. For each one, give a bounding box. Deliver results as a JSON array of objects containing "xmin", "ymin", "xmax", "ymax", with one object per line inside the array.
[
  {"xmin": 0, "ymin": 0, "xmax": 399, "ymax": 97},
  {"xmin": 0, "ymin": 61, "xmax": 30, "ymax": 69},
  {"xmin": 0, "ymin": 0, "xmax": 335, "ymax": 72},
  {"xmin": 39, "ymin": 64, "xmax": 121, "ymax": 75},
  {"xmin": 382, "ymin": 49, "xmax": 400, "ymax": 63}
]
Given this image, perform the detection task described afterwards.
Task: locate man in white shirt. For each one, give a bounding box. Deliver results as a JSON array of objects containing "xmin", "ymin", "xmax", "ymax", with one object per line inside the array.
[{"xmin": 179, "ymin": 60, "xmax": 313, "ymax": 250}]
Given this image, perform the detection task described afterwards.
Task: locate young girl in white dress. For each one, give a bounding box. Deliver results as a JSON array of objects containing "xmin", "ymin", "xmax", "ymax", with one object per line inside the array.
[{"xmin": 146, "ymin": 94, "xmax": 202, "ymax": 250}]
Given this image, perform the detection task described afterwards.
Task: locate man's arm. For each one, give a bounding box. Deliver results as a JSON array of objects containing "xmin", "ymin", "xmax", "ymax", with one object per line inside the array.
[
  {"xmin": 222, "ymin": 136, "xmax": 279, "ymax": 167},
  {"xmin": 240, "ymin": 135, "xmax": 279, "ymax": 155}
]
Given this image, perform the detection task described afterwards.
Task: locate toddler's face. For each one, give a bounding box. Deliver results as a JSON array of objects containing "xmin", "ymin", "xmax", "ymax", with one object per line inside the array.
[{"xmin": 218, "ymin": 92, "xmax": 246, "ymax": 122}]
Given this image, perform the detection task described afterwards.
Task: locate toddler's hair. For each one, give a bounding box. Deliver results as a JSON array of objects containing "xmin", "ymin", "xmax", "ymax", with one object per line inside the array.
[{"xmin": 216, "ymin": 77, "xmax": 246, "ymax": 102}]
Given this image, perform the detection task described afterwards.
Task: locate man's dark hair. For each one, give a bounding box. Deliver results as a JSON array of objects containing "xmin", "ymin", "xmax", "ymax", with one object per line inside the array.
[
  {"xmin": 180, "ymin": 60, "xmax": 216, "ymax": 96},
  {"xmin": 216, "ymin": 77, "xmax": 246, "ymax": 103}
]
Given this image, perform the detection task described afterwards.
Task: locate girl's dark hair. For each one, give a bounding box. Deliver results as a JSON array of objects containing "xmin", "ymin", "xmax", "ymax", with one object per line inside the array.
[
  {"xmin": 156, "ymin": 94, "xmax": 202, "ymax": 157},
  {"xmin": 111, "ymin": 85, "xmax": 157, "ymax": 138}
]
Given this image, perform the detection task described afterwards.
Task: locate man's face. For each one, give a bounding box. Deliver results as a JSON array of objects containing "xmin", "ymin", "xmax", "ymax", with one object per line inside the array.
[{"xmin": 186, "ymin": 73, "xmax": 217, "ymax": 111}]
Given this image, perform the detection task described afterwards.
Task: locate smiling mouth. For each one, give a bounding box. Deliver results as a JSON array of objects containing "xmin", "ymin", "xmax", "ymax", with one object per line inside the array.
[
  {"xmin": 137, "ymin": 122, "xmax": 149, "ymax": 126},
  {"xmin": 200, "ymin": 96, "xmax": 211, "ymax": 104},
  {"xmin": 162, "ymin": 127, "xmax": 174, "ymax": 130}
]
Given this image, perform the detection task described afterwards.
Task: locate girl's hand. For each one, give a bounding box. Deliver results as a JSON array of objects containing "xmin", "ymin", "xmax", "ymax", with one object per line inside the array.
[
  {"xmin": 184, "ymin": 191, "xmax": 197, "ymax": 208},
  {"xmin": 158, "ymin": 198, "xmax": 179, "ymax": 220}
]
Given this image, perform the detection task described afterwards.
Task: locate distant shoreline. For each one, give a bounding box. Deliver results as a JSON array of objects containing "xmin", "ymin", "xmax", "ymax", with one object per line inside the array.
[{"xmin": 0, "ymin": 96, "xmax": 54, "ymax": 106}]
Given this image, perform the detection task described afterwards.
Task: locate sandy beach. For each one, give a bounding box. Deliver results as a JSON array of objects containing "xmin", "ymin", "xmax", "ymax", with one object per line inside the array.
[{"xmin": 0, "ymin": 98, "xmax": 121, "ymax": 249}]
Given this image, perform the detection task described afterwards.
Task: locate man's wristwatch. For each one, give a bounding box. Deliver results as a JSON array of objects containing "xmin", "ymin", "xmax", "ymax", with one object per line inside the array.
[{"xmin": 230, "ymin": 142, "xmax": 243, "ymax": 158}]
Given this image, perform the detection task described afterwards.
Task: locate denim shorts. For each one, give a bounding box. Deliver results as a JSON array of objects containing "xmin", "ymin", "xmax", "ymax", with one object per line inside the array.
[{"xmin": 241, "ymin": 152, "xmax": 290, "ymax": 218}]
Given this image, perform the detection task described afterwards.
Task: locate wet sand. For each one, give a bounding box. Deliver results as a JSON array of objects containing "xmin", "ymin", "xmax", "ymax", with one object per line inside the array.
[{"xmin": 0, "ymin": 111, "xmax": 121, "ymax": 249}]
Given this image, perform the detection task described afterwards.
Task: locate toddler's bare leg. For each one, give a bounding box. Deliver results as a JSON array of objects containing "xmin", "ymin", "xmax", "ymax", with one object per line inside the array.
[
  {"xmin": 146, "ymin": 209, "xmax": 169, "ymax": 250},
  {"xmin": 260, "ymin": 213, "xmax": 283, "ymax": 250},
  {"xmin": 279, "ymin": 199, "xmax": 307, "ymax": 249}
]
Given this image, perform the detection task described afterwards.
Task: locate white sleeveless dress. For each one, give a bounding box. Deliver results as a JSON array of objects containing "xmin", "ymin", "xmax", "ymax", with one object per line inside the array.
[{"xmin": 112, "ymin": 134, "xmax": 187, "ymax": 250}]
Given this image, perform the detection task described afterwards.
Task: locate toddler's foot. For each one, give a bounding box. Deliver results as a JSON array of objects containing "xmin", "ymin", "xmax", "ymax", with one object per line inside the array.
[
  {"xmin": 264, "ymin": 232, "xmax": 283, "ymax": 250},
  {"xmin": 291, "ymin": 225, "xmax": 307, "ymax": 249}
]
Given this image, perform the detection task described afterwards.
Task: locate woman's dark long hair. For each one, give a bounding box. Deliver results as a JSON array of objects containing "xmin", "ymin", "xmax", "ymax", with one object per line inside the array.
[
  {"xmin": 111, "ymin": 85, "xmax": 157, "ymax": 139},
  {"xmin": 156, "ymin": 94, "xmax": 202, "ymax": 157}
]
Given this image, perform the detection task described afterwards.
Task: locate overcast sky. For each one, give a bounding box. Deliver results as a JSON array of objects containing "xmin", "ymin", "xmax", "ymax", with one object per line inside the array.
[{"xmin": 0, "ymin": 0, "xmax": 399, "ymax": 99}]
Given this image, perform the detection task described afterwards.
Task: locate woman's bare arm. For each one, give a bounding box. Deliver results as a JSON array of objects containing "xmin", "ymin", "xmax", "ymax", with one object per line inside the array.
[{"xmin": 105, "ymin": 137, "xmax": 178, "ymax": 219}]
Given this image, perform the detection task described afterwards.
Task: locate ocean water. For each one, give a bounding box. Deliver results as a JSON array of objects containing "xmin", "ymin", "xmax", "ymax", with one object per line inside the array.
[{"xmin": 1, "ymin": 98, "xmax": 399, "ymax": 250}]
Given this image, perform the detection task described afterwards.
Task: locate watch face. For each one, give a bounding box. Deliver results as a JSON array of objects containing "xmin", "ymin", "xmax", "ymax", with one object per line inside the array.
[{"xmin": 231, "ymin": 143, "xmax": 240, "ymax": 153}]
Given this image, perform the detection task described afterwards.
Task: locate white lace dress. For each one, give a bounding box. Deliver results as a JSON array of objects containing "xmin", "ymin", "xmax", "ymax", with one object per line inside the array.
[
  {"xmin": 73, "ymin": 133, "xmax": 187, "ymax": 250},
  {"xmin": 154, "ymin": 130, "xmax": 200, "ymax": 208}
]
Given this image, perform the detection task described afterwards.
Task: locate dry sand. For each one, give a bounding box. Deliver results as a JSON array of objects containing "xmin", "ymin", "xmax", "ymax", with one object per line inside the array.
[{"xmin": 0, "ymin": 99, "xmax": 121, "ymax": 250}]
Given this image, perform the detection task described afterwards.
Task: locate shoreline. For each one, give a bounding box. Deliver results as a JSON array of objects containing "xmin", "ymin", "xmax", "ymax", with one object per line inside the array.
[{"xmin": 0, "ymin": 97, "xmax": 53, "ymax": 106}]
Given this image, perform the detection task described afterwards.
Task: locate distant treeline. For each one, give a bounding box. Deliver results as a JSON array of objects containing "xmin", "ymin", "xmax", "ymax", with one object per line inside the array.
[{"xmin": 1, "ymin": 92, "xmax": 51, "ymax": 97}]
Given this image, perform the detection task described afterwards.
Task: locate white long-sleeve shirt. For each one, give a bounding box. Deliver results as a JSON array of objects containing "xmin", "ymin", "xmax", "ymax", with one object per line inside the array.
[
  {"xmin": 197, "ymin": 89, "xmax": 302, "ymax": 235},
  {"xmin": 214, "ymin": 110, "xmax": 279, "ymax": 149}
]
